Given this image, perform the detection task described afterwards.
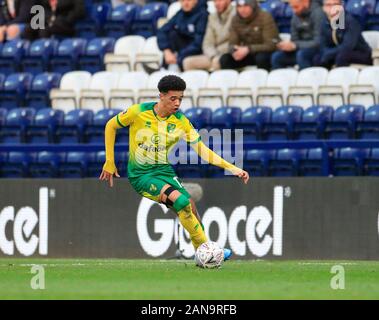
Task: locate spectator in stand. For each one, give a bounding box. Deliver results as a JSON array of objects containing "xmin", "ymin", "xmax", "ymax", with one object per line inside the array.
[
  {"xmin": 156, "ymin": 0, "xmax": 209, "ymax": 72},
  {"xmin": 314, "ymin": 0, "xmax": 372, "ymax": 68},
  {"xmin": 219, "ymin": 0, "xmax": 279, "ymax": 71},
  {"xmin": 271, "ymin": 0, "xmax": 324, "ymax": 70},
  {"xmin": 0, "ymin": 0, "xmax": 36, "ymax": 42},
  {"xmin": 23, "ymin": 0, "xmax": 85, "ymax": 40},
  {"xmin": 182, "ymin": 0, "xmax": 235, "ymax": 71}
]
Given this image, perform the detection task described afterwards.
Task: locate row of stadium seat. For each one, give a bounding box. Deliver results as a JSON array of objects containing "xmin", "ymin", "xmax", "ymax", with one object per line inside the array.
[
  {"xmin": 2, "ymin": 67, "xmax": 379, "ymax": 112},
  {"xmin": 75, "ymin": 0, "xmax": 379, "ymax": 41},
  {"xmin": 1, "ymin": 11, "xmax": 378, "ymax": 77},
  {"xmin": 76, "ymin": 2, "xmax": 167, "ymax": 40},
  {"xmin": 49, "ymin": 67, "xmax": 379, "ymax": 113},
  {"xmin": 0, "ymin": 73, "xmax": 61, "ymax": 109},
  {"xmin": 1, "ymin": 147, "xmax": 379, "ymax": 178},
  {"xmin": 2, "ymin": 104, "xmax": 379, "ymax": 144},
  {"xmin": 0, "ymin": 38, "xmax": 115, "ymax": 76},
  {"xmin": 103, "ymin": 31, "xmax": 379, "ymax": 73}
]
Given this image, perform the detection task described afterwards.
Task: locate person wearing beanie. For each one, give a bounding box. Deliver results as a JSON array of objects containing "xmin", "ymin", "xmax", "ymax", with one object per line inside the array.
[
  {"xmin": 271, "ymin": 0, "xmax": 325, "ymax": 70},
  {"xmin": 219, "ymin": 0, "xmax": 279, "ymax": 70}
]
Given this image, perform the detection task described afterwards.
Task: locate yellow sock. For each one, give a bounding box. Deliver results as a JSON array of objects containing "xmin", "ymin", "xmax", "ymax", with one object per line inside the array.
[{"xmin": 177, "ymin": 203, "xmax": 208, "ymax": 249}]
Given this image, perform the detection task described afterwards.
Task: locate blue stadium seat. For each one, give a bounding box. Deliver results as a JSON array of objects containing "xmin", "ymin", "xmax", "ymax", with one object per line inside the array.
[
  {"xmin": 260, "ymin": 0, "xmax": 287, "ymax": 32},
  {"xmin": 236, "ymin": 106, "xmax": 272, "ymax": 141},
  {"xmin": 263, "ymin": 105, "xmax": 303, "ymax": 140},
  {"xmin": 364, "ymin": 148, "xmax": 379, "ymax": 175},
  {"xmin": 78, "ymin": 38, "xmax": 115, "ymax": 73},
  {"xmin": 103, "ymin": 4, "xmax": 139, "ymax": 39},
  {"xmin": 346, "ymin": 0, "xmax": 376, "ymax": 28},
  {"xmin": 75, "ymin": 2, "xmax": 112, "ymax": 39},
  {"xmin": 87, "ymin": 150, "xmax": 128, "ymax": 177},
  {"xmin": 294, "ymin": 105, "xmax": 333, "ymax": 140},
  {"xmin": 130, "ymin": 2, "xmax": 168, "ymax": 38},
  {"xmin": 116, "ymin": 151, "xmax": 129, "ymax": 177},
  {"xmin": 21, "ymin": 39, "xmax": 59, "ymax": 75},
  {"xmin": 184, "ymin": 107, "xmax": 212, "ymax": 130},
  {"xmin": 245, "ymin": 149, "xmax": 274, "ymax": 176},
  {"xmin": 0, "ymin": 73, "xmax": 33, "ymax": 109},
  {"xmin": 55, "ymin": 109, "xmax": 94, "ymax": 143},
  {"xmin": 0, "ymin": 73, "xmax": 6, "ymax": 90},
  {"xmin": 0, "ymin": 39, "xmax": 29, "ymax": 75},
  {"xmin": 50, "ymin": 39, "xmax": 87, "ymax": 74},
  {"xmin": 175, "ymin": 148, "xmax": 205, "ymax": 178},
  {"xmin": 207, "ymin": 149, "xmax": 244, "ymax": 178},
  {"xmin": 85, "ymin": 109, "xmax": 122, "ymax": 143},
  {"xmin": 299, "ymin": 148, "xmax": 324, "ymax": 176},
  {"xmin": 277, "ymin": 2, "xmax": 292, "ymax": 33},
  {"xmin": 29, "ymin": 151, "xmax": 65, "ymax": 178},
  {"xmin": 356, "ymin": 104, "xmax": 379, "ymax": 139},
  {"xmin": 0, "ymin": 108, "xmax": 35, "ymax": 143},
  {"xmin": 260, "ymin": 0, "xmax": 286, "ymax": 19},
  {"xmin": 59, "ymin": 152, "xmax": 95, "ymax": 178},
  {"xmin": 269, "ymin": 148, "xmax": 305, "ymax": 176},
  {"xmin": 325, "ymin": 104, "xmax": 365, "ymax": 140},
  {"xmin": 88, "ymin": 150, "xmax": 105, "ymax": 177},
  {"xmin": 333, "ymin": 148, "xmax": 368, "ymax": 176},
  {"xmin": 0, "ymin": 108, "xmax": 7, "ymax": 125},
  {"xmin": 0, "ymin": 152, "xmax": 35, "ymax": 178},
  {"xmin": 211, "ymin": 106, "xmax": 241, "ymax": 129},
  {"xmin": 368, "ymin": 1, "xmax": 379, "ymax": 30},
  {"xmin": 25, "ymin": 72, "xmax": 62, "ymax": 109},
  {"xmin": 0, "ymin": 151, "xmax": 7, "ymax": 173},
  {"xmin": 26, "ymin": 108, "xmax": 64, "ymax": 143}
]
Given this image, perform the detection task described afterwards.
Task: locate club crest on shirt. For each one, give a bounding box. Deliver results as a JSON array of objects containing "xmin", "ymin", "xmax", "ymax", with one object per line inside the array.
[
  {"xmin": 167, "ymin": 123, "xmax": 176, "ymax": 133},
  {"xmin": 188, "ymin": 24, "xmax": 195, "ymax": 33},
  {"xmin": 145, "ymin": 121, "xmax": 152, "ymax": 128}
]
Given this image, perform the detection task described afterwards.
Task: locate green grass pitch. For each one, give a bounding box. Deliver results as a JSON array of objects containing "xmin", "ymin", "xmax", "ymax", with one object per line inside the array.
[{"xmin": 0, "ymin": 259, "xmax": 378, "ymax": 299}]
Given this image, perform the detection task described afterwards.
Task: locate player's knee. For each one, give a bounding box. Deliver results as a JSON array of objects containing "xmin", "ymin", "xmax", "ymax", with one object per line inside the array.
[
  {"xmin": 160, "ymin": 185, "xmax": 190, "ymax": 212},
  {"xmin": 173, "ymin": 193, "xmax": 190, "ymax": 213}
]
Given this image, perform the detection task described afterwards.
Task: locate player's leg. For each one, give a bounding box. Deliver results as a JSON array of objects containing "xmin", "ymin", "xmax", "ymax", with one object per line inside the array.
[
  {"xmin": 160, "ymin": 184, "xmax": 207, "ymax": 249},
  {"xmin": 189, "ymin": 198, "xmax": 203, "ymax": 228}
]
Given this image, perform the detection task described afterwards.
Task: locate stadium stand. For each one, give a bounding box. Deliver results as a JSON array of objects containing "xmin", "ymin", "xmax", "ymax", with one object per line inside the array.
[{"xmin": 2, "ymin": 0, "xmax": 379, "ymax": 179}]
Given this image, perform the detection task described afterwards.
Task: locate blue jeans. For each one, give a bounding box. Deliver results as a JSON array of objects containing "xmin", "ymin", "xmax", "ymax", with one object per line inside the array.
[{"xmin": 271, "ymin": 48, "xmax": 318, "ymax": 70}]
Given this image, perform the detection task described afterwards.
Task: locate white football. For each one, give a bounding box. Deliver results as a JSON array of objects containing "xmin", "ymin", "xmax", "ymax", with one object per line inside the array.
[{"xmin": 195, "ymin": 241, "xmax": 224, "ymax": 269}]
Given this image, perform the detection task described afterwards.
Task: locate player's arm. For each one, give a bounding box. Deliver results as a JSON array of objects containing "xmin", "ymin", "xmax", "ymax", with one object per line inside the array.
[
  {"xmin": 99, "ymin": 105, "xmax": 138, "ymax": 187},
  {"xmin": 191, "ymin": 140, "xmax": 250, "ymax": 184}
]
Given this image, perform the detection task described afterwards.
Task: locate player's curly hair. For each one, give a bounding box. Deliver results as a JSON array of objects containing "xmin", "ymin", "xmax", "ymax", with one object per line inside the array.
[{"xmin": 158, "ymin": 75, "xmax": 186, "ymax": 93}]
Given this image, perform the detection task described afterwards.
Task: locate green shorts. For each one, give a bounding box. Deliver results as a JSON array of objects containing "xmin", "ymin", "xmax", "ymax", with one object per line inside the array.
[{"xmin": 128, "ymin": 172, "xmax": 190, "ymax": 202}]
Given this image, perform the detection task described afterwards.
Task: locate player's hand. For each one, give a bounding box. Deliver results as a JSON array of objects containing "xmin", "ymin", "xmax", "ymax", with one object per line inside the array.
[
  {"xmin": 99, "ymin": 169, "xmax": 120, "ymax": 187},
  {"xmin": 232, "ymin": 169, "xmax": 250, "ymax": 184}
]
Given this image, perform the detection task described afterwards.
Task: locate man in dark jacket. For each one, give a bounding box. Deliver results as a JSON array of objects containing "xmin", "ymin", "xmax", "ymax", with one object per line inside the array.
[
  {"xmin": 219, "ymin": 0, "xmax": 279, "ymax": 71},
  {"xmin": 314, "ymin": 0, "xmax": 372, "ymax": 68},
  {"xmin": 157, "ymin": 0, "xmax": 209, "ymax": 71},
  {"xmin": 0, "ymin": 0, "xmax": 36, "ymax": 42},
  {"xmin": 271, "ymin": 0, "xmax": 324, "ymax": 70},
  {"xmin": 23, "ymin": 0, "xmax": 85, "ymax": 40}
]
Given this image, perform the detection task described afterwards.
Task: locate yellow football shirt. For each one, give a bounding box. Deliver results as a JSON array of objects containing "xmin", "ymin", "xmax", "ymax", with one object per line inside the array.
[{"xmin": 115, "ymin": 101, "xmax": 201, "ymax": 178}]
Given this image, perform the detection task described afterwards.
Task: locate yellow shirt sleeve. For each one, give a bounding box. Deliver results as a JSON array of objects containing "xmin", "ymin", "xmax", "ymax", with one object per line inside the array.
[
  {"xmin": 191, "ymin": 140, "xmax": 240, "ymax": 173},
  {"xmin": 102, "ymin": 105, "xmax": 139, "ymax": 174}
]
